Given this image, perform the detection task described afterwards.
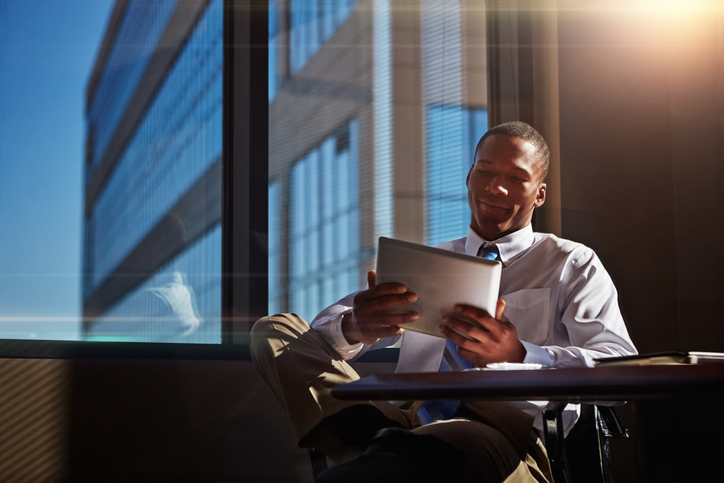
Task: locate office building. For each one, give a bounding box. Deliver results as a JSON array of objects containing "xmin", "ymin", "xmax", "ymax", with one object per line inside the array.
[
  {"xmin": 83, "ymin": 0, "xmax": 224, "ymax": 342},
  {"xmin": 268, "ymin": 0, "xmax": 489, "ymax": 321}
]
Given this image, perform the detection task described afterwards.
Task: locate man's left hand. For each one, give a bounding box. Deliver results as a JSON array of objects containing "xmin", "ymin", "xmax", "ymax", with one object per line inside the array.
[{"xmin": 439, "ymin": 299, "xmax": 527, "ymax": 367}]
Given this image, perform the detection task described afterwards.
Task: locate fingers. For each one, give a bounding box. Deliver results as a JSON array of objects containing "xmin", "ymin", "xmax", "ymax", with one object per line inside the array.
[
  {"xmin": 357, "ymin": 301, "xmax": 420, "ymax": 326},
  {"xmin": 439, "ymin": 315, "xmax": 489, "ymax": 346},
  {"xmin": 347, "ymin": 310, "xmax": 415, "ymax": 345},
  {"xmin": 439, "ymin": 320, "xmax": 473, "ymax": 347},
  {"xmin": 453, "ymin": 301, "xmax": 509, "ymax": 332},
  {"xmin": 438, "ymin": 320, "xmax": 487, "ymax": 367},
  {"xmin": 439, "ymin": 300, "xmax": 508, "ymax": 352},
  {"xmin": 361, "ymin": 310, "xmax": 420, "ymax": 327},
  {"xmin": 456, "ymin": 345, "xmax": 482, "ymax": 365},
  {"xmin": 439, "ymin": 300, "xmax": 524, "ymax": 364},
  {"xmin": 453, "ymin": 304, "xmax": 488, "ymax": 319},
  {"xmin": 384, "ymin": 311, "xmax": 420, "ymax": 325},
  {"xmin": 367, "ymin": 270, "xmax": 376, "ymax": 288},
  {"xmin": 495, "ymin": 298, "xmax": 506, "ymax": 321},
  {"xmin": 349, "ymin": 276, "xmax": 419, "ymax": 344},
  {"xmin": 354, "ymin": 283, "xmax": 416, "ymax": 308}
]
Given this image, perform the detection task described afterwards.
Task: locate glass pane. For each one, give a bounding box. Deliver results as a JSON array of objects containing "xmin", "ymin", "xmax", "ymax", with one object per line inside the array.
[
  {"xmin": 83, "ymin": 0, "xmax": 224, "ymax": 343},
  {"xmin": 0, "ymin": 0, "xmax": 224, "ymax": 342},
  {"xmin": 268, "ymin": 0, "xmax": 487, "ymax": 323}
]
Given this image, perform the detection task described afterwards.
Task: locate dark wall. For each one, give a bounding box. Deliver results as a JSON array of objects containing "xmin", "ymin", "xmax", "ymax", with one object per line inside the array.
[
  {"xmin": 557, "ymin": 7, "xmax": 724, "ymax": 482},
  {"xmin": 558, "ymin": 7, "xmax": 724, "ymax": 354},
  {"xmin": 0, "ymin": 355, "xmax": 400, "ymax": 483},
  {"xmin": 67, "ymin": 359, "xmax": 309, "ymax": 482},
  {"xmin": 0, "ymin": 357, "xmax": 313, "ymax": 483}
]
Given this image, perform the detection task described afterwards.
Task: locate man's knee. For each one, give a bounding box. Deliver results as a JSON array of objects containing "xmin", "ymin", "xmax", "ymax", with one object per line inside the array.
[
  {"xmin": 413, "ymin": 419, "xmax": 523, "ymax": 483},
  {"xmin": 250, "ymin": 313, "xmax": 311, "ymax": 367},
  {"xmin": 251, "ymin": 313, "xmax": 309, "ymax": 337},
  {"xmin": 250, "ymin": 313, "xmax": 309, "ymax": 347}
]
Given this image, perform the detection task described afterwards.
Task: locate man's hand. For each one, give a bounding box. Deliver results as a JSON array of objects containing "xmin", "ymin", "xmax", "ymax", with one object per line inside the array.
[
  {"xmin": 342, "ymin": 271, "xmax": 420, "ymax": 345},
  {"xmin": 439, "ymin": 299, "xmax": 526, "ymax": 366}
]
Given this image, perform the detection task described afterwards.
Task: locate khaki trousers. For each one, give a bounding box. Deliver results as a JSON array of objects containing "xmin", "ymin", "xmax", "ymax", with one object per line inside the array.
[{"xmin": 250, "ymin": 313, "xmax": 553, "ymax": 483}]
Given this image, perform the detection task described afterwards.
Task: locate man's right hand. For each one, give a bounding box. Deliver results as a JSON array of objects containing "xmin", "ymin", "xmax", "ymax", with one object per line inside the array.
[{"xmin": 342, "ymin": 270, "xmax": 420, "ymax": 345}]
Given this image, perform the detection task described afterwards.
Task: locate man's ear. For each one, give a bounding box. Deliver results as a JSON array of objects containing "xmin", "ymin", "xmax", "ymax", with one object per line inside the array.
[{"xmin": 534, "ymin": 183, "xmax": 546, "ymax": 208}]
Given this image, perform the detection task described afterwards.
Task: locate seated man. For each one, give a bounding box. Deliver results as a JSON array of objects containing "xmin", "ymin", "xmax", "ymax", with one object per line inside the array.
[{"xmin": 251, "ymin": 121, "xmax": 637, "ymax": 482}]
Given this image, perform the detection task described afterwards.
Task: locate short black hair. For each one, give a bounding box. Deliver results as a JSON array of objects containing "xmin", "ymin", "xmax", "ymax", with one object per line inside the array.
[{"xmin": 474, "ymin": 121, "xmax": 550, "ymax": 181}]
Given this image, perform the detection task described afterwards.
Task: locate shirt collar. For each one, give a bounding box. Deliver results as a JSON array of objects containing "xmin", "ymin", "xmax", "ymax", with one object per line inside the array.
[{"xmin": 464, "ymin": 224, "xmax": 535, "ymax": 266}]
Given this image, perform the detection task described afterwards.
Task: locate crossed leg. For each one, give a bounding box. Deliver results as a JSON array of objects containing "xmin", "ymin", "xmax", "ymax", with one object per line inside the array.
[{"xmin": 250, "ymin": 314, "xmax": 551, "ymax": 482}]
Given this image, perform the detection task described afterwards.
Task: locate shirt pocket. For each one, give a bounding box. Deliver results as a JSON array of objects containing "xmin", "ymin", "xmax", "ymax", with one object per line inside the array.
[{"xmin": 501, "ymin": 288, "xmax": 551, "ymax": 345}]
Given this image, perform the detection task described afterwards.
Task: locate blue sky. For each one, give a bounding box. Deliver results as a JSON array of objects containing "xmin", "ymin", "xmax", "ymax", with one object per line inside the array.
[{"xmin": 0, "ymin": 0, "xmax": 114, "ymax": 339}]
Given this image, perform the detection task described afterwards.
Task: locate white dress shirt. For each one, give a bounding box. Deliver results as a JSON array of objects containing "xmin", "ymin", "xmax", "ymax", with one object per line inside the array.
[{"xmin": 311, "ymin": 223, "xmax": 637, "ymax": 433}]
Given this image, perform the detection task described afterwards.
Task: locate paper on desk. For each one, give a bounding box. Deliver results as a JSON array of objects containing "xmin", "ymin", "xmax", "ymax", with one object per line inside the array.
[{"xmin": 395, "ymin": 330, "xmax": 446, "ymax": 373}]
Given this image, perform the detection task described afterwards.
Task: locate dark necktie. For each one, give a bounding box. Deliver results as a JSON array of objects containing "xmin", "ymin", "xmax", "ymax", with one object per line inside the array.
[{"xmin": 477, "ymin": 243, "xmax": 501, "ymax": 261}]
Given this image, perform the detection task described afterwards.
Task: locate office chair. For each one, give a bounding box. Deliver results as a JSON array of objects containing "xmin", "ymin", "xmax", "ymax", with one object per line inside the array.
[
  {"xmin": 308, "ymin": 403, "xmax": 628, "ymax": 483},
  {"xmin": 546, "ymin": 403, "xmax": 629, "ymax": 483}
]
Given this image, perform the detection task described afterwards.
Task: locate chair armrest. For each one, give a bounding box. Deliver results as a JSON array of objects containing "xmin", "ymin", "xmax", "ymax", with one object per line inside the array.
[{"xmin": 597, "ymin": 405, "xmax": 629, "ymax": 439}]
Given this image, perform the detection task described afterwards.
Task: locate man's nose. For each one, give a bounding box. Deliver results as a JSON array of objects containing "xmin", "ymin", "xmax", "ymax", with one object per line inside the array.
[{"xmin": 485, "ymin": 177, "xmax": 508, "ymax": 195}]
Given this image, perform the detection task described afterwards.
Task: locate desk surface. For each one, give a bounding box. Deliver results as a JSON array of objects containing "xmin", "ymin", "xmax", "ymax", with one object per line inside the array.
[{"xmin": 331, "ymin": 364, "xmax": 724, "ymax": 402}]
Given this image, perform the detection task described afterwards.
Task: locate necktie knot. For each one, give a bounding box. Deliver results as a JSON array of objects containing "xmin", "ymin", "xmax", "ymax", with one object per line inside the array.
[{"xmin": 477, "ymin": 243, "xmax": 500, "ymax": 261}]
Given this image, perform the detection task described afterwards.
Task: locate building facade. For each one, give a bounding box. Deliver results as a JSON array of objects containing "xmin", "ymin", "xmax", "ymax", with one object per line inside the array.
[
  {"xmin": 83, "ymin": 0, "xmax": 223, "ymax": 342},
  {"xmin": 268, "ymin": 0, "xmax": 488, "ymax": 321}
]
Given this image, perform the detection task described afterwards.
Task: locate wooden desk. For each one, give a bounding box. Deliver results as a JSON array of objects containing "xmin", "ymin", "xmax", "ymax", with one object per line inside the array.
[{"xmin": 331, "ymin": 364, "xmax": 724, "ymax": 402}]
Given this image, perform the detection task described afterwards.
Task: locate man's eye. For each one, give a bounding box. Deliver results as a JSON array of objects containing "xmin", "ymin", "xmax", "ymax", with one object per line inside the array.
[{"xmin": 477, "ymin": 170, "xmax": 493, "ymax": 175}]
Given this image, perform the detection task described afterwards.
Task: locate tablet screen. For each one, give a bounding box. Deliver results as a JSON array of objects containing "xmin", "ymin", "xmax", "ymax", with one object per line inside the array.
[{"xmin": 376, "ymin": 237, "xmax": 501, "ymax": 338}]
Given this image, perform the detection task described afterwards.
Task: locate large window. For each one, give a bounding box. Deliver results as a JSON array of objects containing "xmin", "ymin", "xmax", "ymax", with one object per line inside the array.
[
  {"xmin": 3, "ymin": 0, "xmax": 721, "ymax": 370},
  {"xmin": 268, "ymin": 0, "xmax": 489, "ymax": 322},
  {"xmin": 0, "ymin": 0, "xmax": 490, "ymax": 342}
]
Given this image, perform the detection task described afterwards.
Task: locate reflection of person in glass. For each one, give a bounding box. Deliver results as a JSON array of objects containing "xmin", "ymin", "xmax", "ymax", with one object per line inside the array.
[
  {"xmin": 149, "ymin": 271, "xmax": 202, "ymax": 336},
  {"xmin": 251, "ymin": 122, "xmax": 636, "ymax": 482}
]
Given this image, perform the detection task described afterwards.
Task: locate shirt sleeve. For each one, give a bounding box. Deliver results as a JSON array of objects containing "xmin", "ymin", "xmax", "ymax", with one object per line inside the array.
[
  {"xmin": 521, "ymin": 341, "xmax": 555, "ymax": 366},
  {"xmin": 310, "ymin": 293, "xmax": 365, "ymax": 360},
  {"xmin": 311, "ymin": 291, "xmax": 403, "ymax": 361},
  {"xmin": 547, "ymin": 249, "xmax": 638, "ymax": 367}
]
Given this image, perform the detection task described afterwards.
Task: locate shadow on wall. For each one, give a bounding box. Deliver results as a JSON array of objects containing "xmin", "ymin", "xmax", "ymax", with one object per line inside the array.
[{"xmin": 0, "ymin": 357, "xmax": 314, "ymax": 483}]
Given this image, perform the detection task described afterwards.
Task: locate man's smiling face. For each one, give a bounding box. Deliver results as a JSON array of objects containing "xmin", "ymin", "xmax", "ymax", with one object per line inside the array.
[{"xmin": 466, "ymin": 134, "xmax": 547, "ymax": 241}]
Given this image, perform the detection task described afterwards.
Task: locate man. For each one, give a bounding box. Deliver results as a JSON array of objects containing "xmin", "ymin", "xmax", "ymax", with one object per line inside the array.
[{"xmin": 251, "ymin": 122, "xmax": 637, "ymax": 482}]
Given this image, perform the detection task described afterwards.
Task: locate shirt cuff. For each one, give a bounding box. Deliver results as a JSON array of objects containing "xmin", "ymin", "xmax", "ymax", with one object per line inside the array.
[
  {"xmin": 521, "ymin": 341, "xmax": 555, "ymax": 366},
  {"xmin": 312, "ymin": 306, "xmax": 364, "ymax": 359}
]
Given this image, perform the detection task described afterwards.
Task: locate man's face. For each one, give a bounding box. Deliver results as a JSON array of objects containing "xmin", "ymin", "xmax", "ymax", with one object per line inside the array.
[{"xmin": 466, "ymin": 134, "xmax": 547, "ymax": 241}]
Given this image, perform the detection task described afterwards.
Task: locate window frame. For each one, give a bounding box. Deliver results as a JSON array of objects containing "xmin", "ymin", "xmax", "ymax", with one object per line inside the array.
[
  {"xmin": 0, "ymin": 0, "xmax": 270, "ymax": 357},
  {"xmin": 221, "ymin": 0, "xmax": 270, "ymax": 345}
]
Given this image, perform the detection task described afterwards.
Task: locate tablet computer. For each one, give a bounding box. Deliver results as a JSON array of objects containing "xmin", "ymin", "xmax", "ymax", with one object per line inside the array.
[{"xmin": 376, "ymin": 237, "xmax": 502, "ymax": 338}]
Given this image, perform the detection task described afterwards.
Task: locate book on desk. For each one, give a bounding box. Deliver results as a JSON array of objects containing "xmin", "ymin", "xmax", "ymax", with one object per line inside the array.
[{"xmin": 594, "ymin": 351, "xmax": 724, "ymax": 366}]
